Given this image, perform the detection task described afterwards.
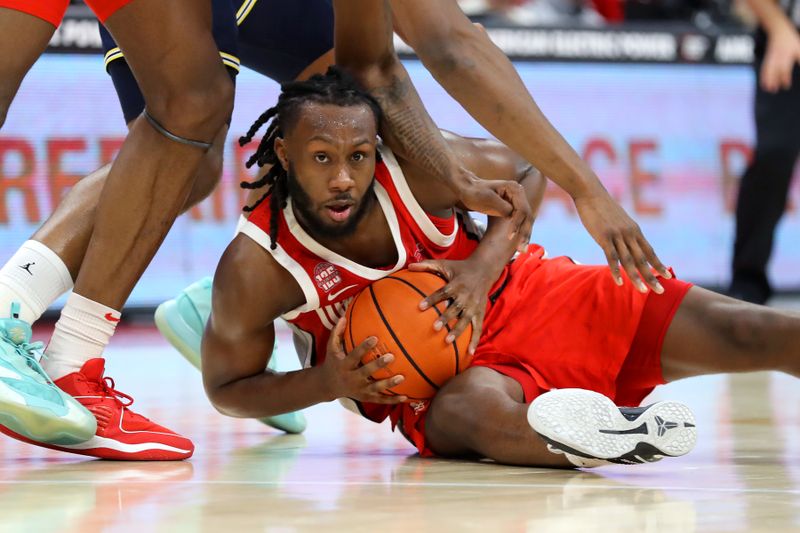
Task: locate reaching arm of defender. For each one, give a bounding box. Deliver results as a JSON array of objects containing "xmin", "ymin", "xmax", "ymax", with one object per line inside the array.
[
  {"xmin": 403, "ymin": 133, "xmax": 546, "ymax": 353},
  {"xmin": 332, "ymin": 0, "xmax": 532, "ymax": 252},
  {"xmin": 391, "ymin": 0, "xmax": 670, "ymax": 293},
  {"xmin": 202, "ymin": 235, "xmax": 406, "ymax": 418}
]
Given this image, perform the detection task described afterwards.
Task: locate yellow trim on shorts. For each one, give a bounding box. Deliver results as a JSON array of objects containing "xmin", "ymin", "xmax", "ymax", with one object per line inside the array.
[
  {"xmin": 220, "ymin": 51, "xmax": 241, "ymax": 72},
  {"xmin": 104, "ymin": 47, "xmax": 124, "ymax": 69},
  {"xmin": 236, "ymin": 0, "xmax": 258, "ymax": 26},
  {"xmin": 103, "ymin": 47, "xmax": 240, "ymax": 73}
]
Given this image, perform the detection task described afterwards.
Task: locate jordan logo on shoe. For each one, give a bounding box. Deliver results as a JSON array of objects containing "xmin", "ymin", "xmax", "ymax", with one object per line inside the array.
[
  {"xmin": 655, "ymin": 415, "xmax": 678, "ymax": 437},
  {"xmin": 18, "ymin": 262, "xmax": 35, "ymax": 275}
]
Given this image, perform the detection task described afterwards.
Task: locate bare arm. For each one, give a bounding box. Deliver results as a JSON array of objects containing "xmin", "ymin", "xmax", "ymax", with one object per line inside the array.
[
  {"xmin": 332, "ymin": 0, "xmax": 532, "ymax": 249},
  {"xmin": 202, "ymin": 235, "xmax": 330, "ymax": 418},
  {"xmin": 392, "ymin": 0, "xmax": 601, "ymax": 200},
  {"xmin": 203, "ymin": 234, "xmax": 405, "ymax": 418},
  {"xmin": 747, "ymin": 0, "xmax": 800, "ymax": 92},
  {"xmin": 392, "ymin": 0, "xmax": 671, "ymax": 293}
]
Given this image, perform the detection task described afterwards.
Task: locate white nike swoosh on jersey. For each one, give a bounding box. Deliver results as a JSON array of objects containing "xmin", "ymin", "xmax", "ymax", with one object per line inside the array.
[{"xmin": 328, "ymin": 284, "xmax": 358, "ymax": 301}]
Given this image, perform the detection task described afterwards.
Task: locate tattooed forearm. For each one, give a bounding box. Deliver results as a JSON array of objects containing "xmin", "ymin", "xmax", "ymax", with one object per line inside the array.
[{"xmin": 370, "ymin": 70, "xmax": 465, "ymax": 192}]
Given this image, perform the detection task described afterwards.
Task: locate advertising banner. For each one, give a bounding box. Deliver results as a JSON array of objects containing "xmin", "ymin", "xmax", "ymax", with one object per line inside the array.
[{"xmin": 1, "ymin": 56, "xmax": 797, "ymax": 306}]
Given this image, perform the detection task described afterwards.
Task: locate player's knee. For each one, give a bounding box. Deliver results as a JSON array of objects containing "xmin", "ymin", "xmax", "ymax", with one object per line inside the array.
[
  {"xmin": 425, "ymin": 388, "xmax": 474, "ymax": 454},
  {"xmin": 146, "ymin": 72, "xmax": 234, "ymax": 144},
  {"xmin": 426, "ymin": 378, "xmax": 494, "ymax": 452},
  {"xmin": 427, "ymin": 389, "xmax": 468, "ymax": 434},
  {"xmin": 182, "ymin": 141, "xmax": 224, "ymax": 211}
]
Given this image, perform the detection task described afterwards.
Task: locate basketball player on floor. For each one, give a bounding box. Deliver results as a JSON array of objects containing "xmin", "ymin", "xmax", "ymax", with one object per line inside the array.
[
  {"xmin": 0, "ymin": 0, "xmax": 525, "ymax": 460},
  {"xmin": 197, "ymin": 65, "xmax": 800, "ymax": 468},
  {"xmin": 156, "ymin": 0, "xmax": 672, "ymax": 415},
  {"xmin": 0, "ymin": 0, "xmax": 525, "ymax": 459},
  {"xmin": 0, "ymin": 0, "xmax": 666, "ymax": 458}
]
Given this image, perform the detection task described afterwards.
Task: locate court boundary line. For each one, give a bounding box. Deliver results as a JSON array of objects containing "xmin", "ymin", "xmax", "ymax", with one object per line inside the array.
[{"xmin": 0, "ymin": 479, "xmax": 799, "ymax": 495}]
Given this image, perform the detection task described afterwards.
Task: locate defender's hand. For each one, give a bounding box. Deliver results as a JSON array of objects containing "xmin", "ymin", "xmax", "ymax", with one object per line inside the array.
[
  {"xmin": 321, "ymin": 318, "xmax": 407, "ymax": 404},
  {"xmin": 409, "ymin": 258, "xmax": 492, "ymax": 355},
  {"xmin": 458, "ymin": 171, "xmax": 532, "ymax": 253},
  {"xmin": 574, "ymin": 193, "xmax": 670, "ymax": 294}
]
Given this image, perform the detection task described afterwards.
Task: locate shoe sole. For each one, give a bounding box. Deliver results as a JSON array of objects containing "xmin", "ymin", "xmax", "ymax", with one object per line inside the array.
[
  {"xmin": 528, "ymin": 388, "xmax": 697, "ymax": 463},
  {"xmin": 0, "ymin": 424, "xmax": 193, "ymax": 461},
  {"xmin": 155, "ymin": 299, "xmax": 307, "ymax": 435},
  {"xmin": 0, "ymin": 380, "xmax": 95, "ymax": 445}
]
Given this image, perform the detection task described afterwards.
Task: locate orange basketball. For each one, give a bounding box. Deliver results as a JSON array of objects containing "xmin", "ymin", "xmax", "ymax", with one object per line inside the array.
[{"xmin": 343, "ymin": 269, "xmax": 473, "ymax": 401}]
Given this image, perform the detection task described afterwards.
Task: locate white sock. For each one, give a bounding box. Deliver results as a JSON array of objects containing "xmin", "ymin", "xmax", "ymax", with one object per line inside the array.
[
  {"xmin": 43, "ymin": 293, "xmax": 121, "ymax": 379},
  {"xmin": 0, "ymin": 240, "xmax": 73, "ymax": 324}
]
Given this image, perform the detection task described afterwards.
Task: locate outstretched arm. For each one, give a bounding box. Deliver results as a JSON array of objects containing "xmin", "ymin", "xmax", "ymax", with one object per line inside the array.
[
  {"xmin": 392, "ymin": 0, "xmax": 671, "ymax": 293},
  {"xmin": 332, "ymin": 0, "xmax": 532, "ymax": 251}
]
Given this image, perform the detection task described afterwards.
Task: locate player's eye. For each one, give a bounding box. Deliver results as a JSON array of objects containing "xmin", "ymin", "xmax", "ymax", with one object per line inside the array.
[
  {"xmin": 351, "ymin": 152, "xmax": 366, "ymax": 162},
  {"xmin": 314, "ymin": 153, "xmax": 329, "ymax": 163}
]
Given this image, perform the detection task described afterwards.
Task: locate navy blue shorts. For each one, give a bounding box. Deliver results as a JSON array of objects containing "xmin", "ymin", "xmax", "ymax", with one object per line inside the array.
[{"xmin": 100, "ymin": 0, "xmax": 333, "ymax": 124}]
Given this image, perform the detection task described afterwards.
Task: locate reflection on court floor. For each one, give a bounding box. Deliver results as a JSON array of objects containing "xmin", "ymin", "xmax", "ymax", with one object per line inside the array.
[{"xmin": 1, "ymin": 308, "xmax": 800, "ymax": 532}]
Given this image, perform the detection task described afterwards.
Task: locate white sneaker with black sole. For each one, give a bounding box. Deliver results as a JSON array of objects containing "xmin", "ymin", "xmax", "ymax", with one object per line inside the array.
[{"xmin": 527, "ymin": 388, "xmax": 697, "ymax": 467}]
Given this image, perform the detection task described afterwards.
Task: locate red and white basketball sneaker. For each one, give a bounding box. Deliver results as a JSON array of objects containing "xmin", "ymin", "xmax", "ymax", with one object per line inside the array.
[{"xmin": 0, "ymin": 358, "xmax": 193, "ymax": 460}]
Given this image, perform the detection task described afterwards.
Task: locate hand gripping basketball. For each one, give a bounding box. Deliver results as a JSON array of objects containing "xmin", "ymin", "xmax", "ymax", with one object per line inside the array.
[
  {"xmin": 343, "ymin": 270, "xmax": 473, "ymax": 400},
  {"xmin": 409, "ymin": 258, "xmax": 490, "ymax": 355},
  {"xmin": 320, "ymin": 317, "xmax": 408, "ymax": 405}
]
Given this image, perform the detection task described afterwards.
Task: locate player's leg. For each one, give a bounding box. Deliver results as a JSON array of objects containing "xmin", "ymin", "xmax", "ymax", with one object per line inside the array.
[
  {"xmin": 0, "ymin": 5, "xmax": 63, "ymax": 128},
  {"xmin": 478, "ymin": 260, "xmax": 698, "ymax": 467},
  {"xmin": 729, "ymin": 59, "xmax": 800, "ymax": 304},
  {"xmin": 660, "ymin": 286, "xmax": 800, "ymax": 380},
  {"xmin": 154, "ymin": 0, "xmax": 337, "ymax": 434},
  {"xmin": 0, "ymin": 4, "xmax": 100, "ymax": 445},
  {"xmin": 0, "ymin": 0, "xmax": 236, "ymax": 459},
  {"xmin": 0, "ymin": 12, "xmax": 231, "ymax": 347},
  {"xmin": 424, "ymin": 366, "xmax": 572, "ymax": 467},
  {"xmin": 530, "ymin": 284, "xmax": 800, "ymax": 467},
  {"xmin": 65, "ymin": 0, "xmax": 233, "ymax": 313}
]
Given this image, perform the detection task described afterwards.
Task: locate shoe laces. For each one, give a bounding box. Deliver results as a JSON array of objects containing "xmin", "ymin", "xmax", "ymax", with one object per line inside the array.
[
  {"xmin": 97, "ymin": 376, "xmax": 135, "ymax": 408},
  {"xmin": 2, "ymin": 330, "xmax": 52, "ymax": 385}
]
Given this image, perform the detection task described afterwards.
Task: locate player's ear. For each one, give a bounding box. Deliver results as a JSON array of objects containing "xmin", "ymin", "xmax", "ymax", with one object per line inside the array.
[{"xmin": 274, "ymin": 137, "xmax": 289, "ymax": 171}]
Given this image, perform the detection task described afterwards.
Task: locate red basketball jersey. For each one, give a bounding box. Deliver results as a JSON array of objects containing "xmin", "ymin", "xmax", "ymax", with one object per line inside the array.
[{"xmin": 239, "ymin": 146, "xmax": 481, "ymax": 419}]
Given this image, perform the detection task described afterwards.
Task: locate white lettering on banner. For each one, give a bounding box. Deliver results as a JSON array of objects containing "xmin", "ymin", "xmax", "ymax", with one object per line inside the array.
[
  {"xmin": 476, "ymin": 29, "xmax": 677, "ymax": 61},
  {"xmin": 397, "ymin": 27, "xmax": 751, "ymax": 64},
  {"xmin": 49, "ymin": 19, "xmax": 102, "ymax": 50},
  {"xmin": 715, "ymin": 36, "xmax": 755, "ymax": 64}
]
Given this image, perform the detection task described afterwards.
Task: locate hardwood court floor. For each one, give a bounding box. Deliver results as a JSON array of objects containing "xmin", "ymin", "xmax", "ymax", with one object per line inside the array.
[{"xmin": 1, "ymin": 298, "xmax": 799, "ymax": 532}]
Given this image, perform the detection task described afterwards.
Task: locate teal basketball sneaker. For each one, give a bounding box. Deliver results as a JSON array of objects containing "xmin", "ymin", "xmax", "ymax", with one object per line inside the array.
[
  {"xmin": 155, "ymin": 278, "xmax": 307, "ymax": 434},
  {"xmin": 0, "ymin": 302, "xmax": 96, "ymax": 444}
]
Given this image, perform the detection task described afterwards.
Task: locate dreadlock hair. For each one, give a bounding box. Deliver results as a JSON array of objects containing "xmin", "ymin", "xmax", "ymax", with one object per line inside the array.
[{"xmin": 238, "ymin": 66, "xmax": 384, "ymax": 250}]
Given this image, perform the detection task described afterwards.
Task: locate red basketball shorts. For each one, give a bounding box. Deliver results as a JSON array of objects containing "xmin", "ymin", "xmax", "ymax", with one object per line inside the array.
[
  {"xmin": 391, "ymin": 244, "xmax": 693, "ymax": 457},
  {"xmin": 0, "ymin": 0, "xmax": 132, "ymax": 26}
]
